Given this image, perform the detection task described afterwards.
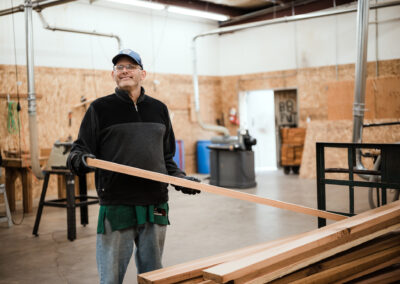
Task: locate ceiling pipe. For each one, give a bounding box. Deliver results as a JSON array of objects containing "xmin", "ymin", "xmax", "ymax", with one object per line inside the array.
[
  {"xmin": 220, "ymin": 0, "xmax": 319, "ymax": 27},
  {"xmin": 25, "ymin": 0, "xmax": 44, "ymax": 179},
  {"xmin": 352, "ymin": 0, "xmax": 370, "ymax": 179},
  {"xmin": 0, "ymin": 0, "xmax": 76, "ymax": 17},
  {"xmin": 192, "ymin": 0, "xmax": 400, "ymax": 137},
  {"xmin": 194, "ymin": 0, "xmax": 400, "ymax": 38},
  {"xmin": 37, "ymin": 12, "xmax": 122, "ymax": 50}
]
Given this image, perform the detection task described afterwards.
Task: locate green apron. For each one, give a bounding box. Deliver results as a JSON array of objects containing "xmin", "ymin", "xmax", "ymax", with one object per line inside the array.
[{"xmin": 97, "ymin": 203, "xmax": 169, "ymax": 234}]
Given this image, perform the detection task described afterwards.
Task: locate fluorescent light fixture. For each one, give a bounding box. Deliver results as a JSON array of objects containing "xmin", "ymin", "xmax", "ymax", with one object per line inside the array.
[
  {"xmin": 105, "ymin": 0, "xmax": 229, "ymax": 21},
  {"xmin": 167, "ymin": 6, "xmax": 229, "ymax": 21},
  {"xmin": 107, "ymin": 0, "xmax": 165, "ymax": 10}
]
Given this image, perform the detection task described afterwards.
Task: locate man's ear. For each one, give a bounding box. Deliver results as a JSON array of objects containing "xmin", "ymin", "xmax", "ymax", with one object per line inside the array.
[{"xmin": 140, "ymin": 70, "xmax": 147, "ymax": 80}]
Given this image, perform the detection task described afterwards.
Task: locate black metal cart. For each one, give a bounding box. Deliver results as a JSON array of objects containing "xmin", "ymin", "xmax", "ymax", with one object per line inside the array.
[{"xmin": 316, "ymin": 142, "xmax": 400, "ymax": 228}]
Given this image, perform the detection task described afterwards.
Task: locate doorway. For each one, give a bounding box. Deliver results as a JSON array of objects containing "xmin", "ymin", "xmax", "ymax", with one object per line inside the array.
[{"xmin": 239, "ymin": 90, "xmax": 277, "ymax": 171}]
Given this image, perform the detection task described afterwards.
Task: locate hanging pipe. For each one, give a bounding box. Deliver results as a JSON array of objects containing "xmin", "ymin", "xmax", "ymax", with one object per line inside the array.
[
  {"xmin": 37, "ymin": 12, "xmax": 122, "ymax": 50},
  {"xmin": 0, "ymin": 0, "xmax": 76, "ymax": 17},
  {"xmin": 352, "ymin": 0, "xmax": 370, "ymax": 179},
  {"xmin": 191, "ymin": 39, "xmax": 229, "ymax": 136},
  {"xmin": 25, "ymin": 0, "xmax": 44, "ymax": 179}
]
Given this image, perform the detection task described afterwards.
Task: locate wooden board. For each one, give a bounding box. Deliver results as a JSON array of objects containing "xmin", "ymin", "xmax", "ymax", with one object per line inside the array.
[
  {"xmin": 201, "ymin": 200, "xmax": 400, "ymax": 283},
  {"xmin": 0, "ymin": 93, "xmax": 43, "ymax": 99},
  {"xmin": 336, "ymin": 257, "xmax": 400, "ymax": 284},
  {"xmin": 138, "ymin": 231, "xmax": 315, "ymax": 284},
  {"xmin": 139, "ymin": 201, "xmax": 400, "ymax": 284},
  {"xmin": 235, "ymin": 227, "xmax": 400, "ymax": 284},
  {"xmin": 289, "ymin": 246, "xmax": 400, "ymax": 284},
  {"xmin": 268, "ymin": 232, "xmax": 400, "ymax": 284},
  {"xmin": 87, "ymin": 158, "xmax": 346, "ymax": 221}
]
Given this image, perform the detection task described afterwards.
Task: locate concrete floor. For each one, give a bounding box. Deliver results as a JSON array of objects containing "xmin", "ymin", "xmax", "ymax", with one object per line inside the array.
[{"xmin": 0, "ymin": 170, "xmax": 387, "ymax": 284}]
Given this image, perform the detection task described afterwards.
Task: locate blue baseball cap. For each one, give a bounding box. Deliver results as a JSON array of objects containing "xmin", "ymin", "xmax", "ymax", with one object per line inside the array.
[{"xmin": 112, "ymin": 49, "xmax": 143, "ymax": 69}]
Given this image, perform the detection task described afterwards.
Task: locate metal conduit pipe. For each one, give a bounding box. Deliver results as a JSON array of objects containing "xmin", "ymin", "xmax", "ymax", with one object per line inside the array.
[
  {"xmin": 25, "ymin": 0, "xmax": 44, "ymax": 179},
  {"xmin": 352, "ymin": 0, "xmax": 370, "ymax": 180},
  {"xmin": 192, "ymin": 0, "xmax": 400, "ymax": 137},
  {"xmin": 191, "ymin": 40, "xmax": 229, "ymax": 136},
  {"xmin": 0, "ymin": 0, "xmax": 76, "ymax": 17},
  {"xmin": 38, "ymin": 12, "xmax": 122, "ymax": 50}
]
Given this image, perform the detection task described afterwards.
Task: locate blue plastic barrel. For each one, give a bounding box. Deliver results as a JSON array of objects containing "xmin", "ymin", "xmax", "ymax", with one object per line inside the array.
[
  {"xmin": 197, "ymin": 140, "xmax": 211, "ymax": 174},
  {"xmin": 173, "ymin": 140, "xmax": 185, "ymax": 170}
]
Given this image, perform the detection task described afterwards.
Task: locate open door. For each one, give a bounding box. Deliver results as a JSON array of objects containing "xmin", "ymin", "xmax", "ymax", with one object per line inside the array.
[{"xmin": 239, "ymin": 90, "xmax": 277, "ymax": 171}]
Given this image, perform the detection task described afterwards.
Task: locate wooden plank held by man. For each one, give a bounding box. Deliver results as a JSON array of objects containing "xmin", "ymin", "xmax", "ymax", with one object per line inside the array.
[{"xmin": 86, "ymin": 158, "xmax": 346, "ymax": 221}]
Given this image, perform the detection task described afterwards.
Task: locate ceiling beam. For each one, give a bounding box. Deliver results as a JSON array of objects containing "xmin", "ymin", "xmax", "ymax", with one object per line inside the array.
[
  {"xmin": 150, "ymin": 0, "xmax": 250, "ymax": 17},
  {"xmin": 220, "ymin": 0, "xmax": 356, "ymax": 27}
]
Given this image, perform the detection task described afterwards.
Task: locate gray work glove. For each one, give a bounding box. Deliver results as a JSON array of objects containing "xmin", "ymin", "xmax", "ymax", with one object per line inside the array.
[
  {"xmin": 68, "ymin": 152, "xmax": 96, "ymax": 175},
  {"xmin": 173, "ymin": 176, "xmax": 201, "ymax": 195}
]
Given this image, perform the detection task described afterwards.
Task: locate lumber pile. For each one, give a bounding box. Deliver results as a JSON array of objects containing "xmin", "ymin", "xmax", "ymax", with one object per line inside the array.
[
  {"xmin": 138, "ymin": 200, "xmax": 400, "ymax": 284},
  {"xmin": 280, "ymin": 127, "xmax": 306, "ymax": 168},
  {"xmin": 281, "ymin": 127, "xmax": 306, "ymax": 145}
]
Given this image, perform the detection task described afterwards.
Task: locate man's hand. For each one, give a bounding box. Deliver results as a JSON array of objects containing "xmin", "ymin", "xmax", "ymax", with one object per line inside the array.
[
  {"xmin": 173, "ymin": 176, "xmax": 201, "ymax": 195},
  {"xmin": 69, "ymin": 152, "xmax": 96, "ymax": 175}
]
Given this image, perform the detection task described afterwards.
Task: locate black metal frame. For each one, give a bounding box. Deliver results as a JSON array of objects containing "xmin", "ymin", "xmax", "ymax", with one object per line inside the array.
[
  {"xmin": 32, "ymin": 170, "xmax": 99, "ymax": 241},
  {"xmin": 316, "ymin": 142, "xmax": 400, "ymax": 228}
]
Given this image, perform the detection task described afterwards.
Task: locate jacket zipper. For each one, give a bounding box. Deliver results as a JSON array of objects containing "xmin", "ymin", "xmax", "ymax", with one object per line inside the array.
[{"xmin": 133, "ymin": 102, "xmax": 138, "ymax": 112}]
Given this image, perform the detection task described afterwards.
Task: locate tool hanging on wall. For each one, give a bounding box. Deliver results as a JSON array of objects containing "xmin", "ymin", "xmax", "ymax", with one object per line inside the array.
[{"xmin": 7, "ymin": 99, "xmax": 20, "ymax": 134}]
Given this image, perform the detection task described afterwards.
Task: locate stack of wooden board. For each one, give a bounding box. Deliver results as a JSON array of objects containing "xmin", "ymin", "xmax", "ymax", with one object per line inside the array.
[
  {"xmin": 281, "ymin": 128, "xmax": 306, "ymax": 145},
  {"xmin": 280, "ymin": 128, "xmax": 306, "ymax": 174},
  {"xmin": 138, "ymin": 200, "xmax": 400, "ymax": 284}
]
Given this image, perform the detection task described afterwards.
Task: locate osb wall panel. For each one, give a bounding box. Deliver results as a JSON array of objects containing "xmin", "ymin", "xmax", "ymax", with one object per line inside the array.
[
  {"xmin": 0, "ymin": 65, "xmax": 223, "ymax": 204},
  {"xmin": 219, "ymin": 59, "xmax": 400, "ymax": 130},
  {"xmin": 219, "ymin": 59, "xmax": 400, "ymax": 180},
  {"xmin": 327, "ymin": 77, "xmax": 400, "ymax": 120},
  {"xmin": 144, "ymin": 73, "xmax": 224, "ymax": 174},
  {"xmin": 300, "ymin": 119, "xmax": 400, "ymax": 179},
  {"xmin": 375, "ymin": 77, "xmax": 400, "ymax": 118}
]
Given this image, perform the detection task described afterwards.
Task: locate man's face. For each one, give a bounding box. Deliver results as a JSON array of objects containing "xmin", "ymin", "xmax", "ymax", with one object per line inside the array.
[{"xmin": 112, "ymin": 57, "xmax": 146, "ymax": 91}]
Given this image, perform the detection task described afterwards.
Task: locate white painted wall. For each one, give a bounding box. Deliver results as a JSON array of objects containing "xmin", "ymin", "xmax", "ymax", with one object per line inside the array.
[
  {"xmin": 1, "ymin": 1, "xmax": 399, "ymax": 76},
  {"xmin": 0, "ymin": 0, "xmax": 220, "ymax": 75},
  {"xmin": 218, "ymin": 3, "xmax": 400, "ymax": 75}
]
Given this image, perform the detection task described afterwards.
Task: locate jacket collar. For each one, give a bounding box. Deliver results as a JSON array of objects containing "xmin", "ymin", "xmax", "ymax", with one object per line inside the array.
[{"xmin": 115, "ymin": 87, "xmax": 146, "ymax": 104}]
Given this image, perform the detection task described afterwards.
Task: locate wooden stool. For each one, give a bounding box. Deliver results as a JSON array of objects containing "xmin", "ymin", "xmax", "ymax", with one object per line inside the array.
[{"xmin": 0, "ymin": 184, "xmax": 13, "ymax": 227}]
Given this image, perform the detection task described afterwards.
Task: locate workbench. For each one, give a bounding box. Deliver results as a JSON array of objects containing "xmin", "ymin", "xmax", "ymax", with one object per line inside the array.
[{"xmin": 2, "ymin": 156, "xmax": 48, "ymax": 213}]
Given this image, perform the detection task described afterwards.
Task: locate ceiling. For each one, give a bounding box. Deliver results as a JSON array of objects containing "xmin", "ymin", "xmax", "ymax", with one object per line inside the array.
[{"xmin": 150, "ymin": 0, "xmax": 357, "ymax": 26}]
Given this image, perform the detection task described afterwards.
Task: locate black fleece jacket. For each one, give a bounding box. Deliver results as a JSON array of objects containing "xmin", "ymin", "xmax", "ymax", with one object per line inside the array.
[{"xmin": 67, "ymin": 87, "xmax": 185, "ymax": 206}]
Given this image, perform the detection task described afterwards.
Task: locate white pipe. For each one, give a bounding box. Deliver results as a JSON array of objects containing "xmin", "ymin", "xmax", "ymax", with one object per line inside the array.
[
  {"xmin": 25, "ymin": 0, "xmax": 44, "ymax": 179},
  {"xmin": 191, "ymin": 41, "xmax": 229, "ymax": 136},
  {"xmin": 352, "ymin": 0, "xmax": 370, "ymax": 179},
  {"xmin": 0, "ymin": 0, "xmax": 76, "ymax": 17},
  {"xmin": 38, "ymin": 12, "xmax": 122, "ymax": 50}
]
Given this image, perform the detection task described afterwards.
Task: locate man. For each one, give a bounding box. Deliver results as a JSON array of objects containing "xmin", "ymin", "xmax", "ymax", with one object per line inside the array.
[{"xmin": 67, "ymin": 49, "xmax": 200, "ymax": 284}]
